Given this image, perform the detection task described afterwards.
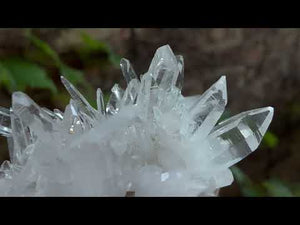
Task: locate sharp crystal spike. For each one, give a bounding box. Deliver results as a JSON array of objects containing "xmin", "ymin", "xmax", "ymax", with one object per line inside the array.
[
  {"xmin": 12, "ymin": 92, "xmax": 54, "ymax": 133},
  {"xmin": 208, "ymin": 107, "xmax": 274, "ymax": 167},
  {"xmin": 106, "ymin": 84, "xmax": 124, "ymax": 115},
  {"xmin": 189, "ymin": 76, "xmax": 227, "ymax": 139},
  {"xmin": 60, "ymin": 76, "xmax": 99, "ymax": 120},
  {"xmin": 120, "ymin": 58, "xmax": 138, "ymax": 84},
  {"xmin": 96, "ymin": 88, "xmax": 106, "ymax": 115},
  {"xmin": 148, "ymin": 45, "xmax": 180, "ymax": 90}
]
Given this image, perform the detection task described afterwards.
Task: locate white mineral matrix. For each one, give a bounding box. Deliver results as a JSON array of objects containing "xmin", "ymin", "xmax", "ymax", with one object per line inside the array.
[{"xmin": 0, "ymin": 45, "xmax": 273, "ymax": 196}]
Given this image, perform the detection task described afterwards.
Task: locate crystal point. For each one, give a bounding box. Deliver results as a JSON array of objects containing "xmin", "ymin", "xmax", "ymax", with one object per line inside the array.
[
  {"xmin": 60, "ymin": 76, "xmax": 98, "ymax": 120},
  {"xmin": 189, "ymin": 76, "xmax": 227, "ymax": 139},
  {"xmin": 12, "ymin": 92, "xmax": 54, "ymax": 133},
  {"xmin": 120, "ymin": 58, "xmax": 138, "ymax": 84},
  {"xmin": 96, "ymin": 88, "xmax": 106, "ymax": 115},
  {"xmin": 148, "ymin": 45, "xmax": 179, "ymax": 90},
  {"xmin": 106, "ymin": 84, "xmax": 124, "ymax": 115},
  {"xmin": 208, "ymin": 107, "xmax": 274, "ymax": 167}
]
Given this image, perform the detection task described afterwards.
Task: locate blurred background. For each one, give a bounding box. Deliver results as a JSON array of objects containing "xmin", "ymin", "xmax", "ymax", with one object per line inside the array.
[{"xmin": 0, "ymin": 28, "xmax": 299, "ymax": 196}]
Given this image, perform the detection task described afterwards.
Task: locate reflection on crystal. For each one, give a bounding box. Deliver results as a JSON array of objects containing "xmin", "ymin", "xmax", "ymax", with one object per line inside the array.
[
  {"xmin": 148, "ymin": 45, "xmax": 179, "ymax": 90},
  {"xmin": 61, "ymin": 76, "xmax": 99, "ymax": 120},
  {"xmin": 0, "ymin": 45, "xmax": 274, "ymax": 196},
  {"xmin": 189, "ymin": 76, "xmax": 227, "ymax": 139},
  {"xmin": 106, "ymin": 84, "xmax": 124, "ymax": 115},
  {"xmin": 0, "ymin": 160, "xmax": 12, "ymax": 179},
  {"xmin": 96, "ymin": 88, "xmax": 105, "ymax": 115},
  {"xmin": 12, "ymin": 92, "xmax": 54, "ymax": 133},
  {"xmin": 41, "ymin": 107, "xmax": 57, "ymax": 120},
  {"xmin": 175, "ymin": 55, "xmax": 184, "ymax": 90},
  {"xmin": 121, "ymin": 79, "xmax": 139, "ymax": 106},
  {"xmin": 208, "ymin": 107, "xmax": 274, "ymax": 167},
  {"xmin": 120, "ymin": 58, "xmax": 138, "ymax": 84},
  {"xmin": 53, "ymin": 109, "xmax": 64, "ymax": 120},
  {"xmin": 0, "ymin": 106, "xmax": 11, "ymax": 137},
  {"xmin": 9, "ymin": 112, "xmax": 31, "ymax": 163}
]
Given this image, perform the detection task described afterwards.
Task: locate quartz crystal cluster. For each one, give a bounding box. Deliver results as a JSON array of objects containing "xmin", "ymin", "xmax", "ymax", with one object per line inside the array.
[{"xmin": 0, "ymin": 45, "xmax": 273, "ymax": 196}]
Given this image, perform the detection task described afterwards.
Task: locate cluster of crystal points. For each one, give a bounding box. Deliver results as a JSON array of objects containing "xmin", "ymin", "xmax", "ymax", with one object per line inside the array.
[{"xmin": 0, "ymin": 45, "xmax": 273, "ymax": 196}]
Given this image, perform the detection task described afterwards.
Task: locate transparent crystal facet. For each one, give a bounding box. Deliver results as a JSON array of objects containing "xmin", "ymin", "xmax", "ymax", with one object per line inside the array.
[
  {"xmin": 207, "ymin": 107, "xmax": 274, "ymax": 167},
  {"xmin": 0, "ymin": 106, "xmax": 11, "ymax": 137},
  {"xmin": 106, "ymin": 84, "xmax": 124, "ymax": 115},
  {"xmin": 120, "ymin": 58, "xmax": 138, "ymax": 84},
  {"xmin": 96, "ymin": 88, "xmax": 106, "ymax": 115},
  {"xmin": 189, "ymin": 76, "xmax": 227, "ymax": 139},
  {"xmin": 60, "ymin": 76, "xmax": 99, "ymax": 120},
  {"xmin": 175, "ymin": 55, "xmax": 184, "ymax": 90},
  {"xmin": 148, "ymin": 45, "xmax": 180, "ymax": 90}
]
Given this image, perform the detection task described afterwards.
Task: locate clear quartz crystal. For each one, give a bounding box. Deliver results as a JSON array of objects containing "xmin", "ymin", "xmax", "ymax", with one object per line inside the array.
[
  {"xmin": 53, "ymin": 109, "xmax": 64, "ymax": 120},
  {"xmin": 148, "ymin": 45, "xmax": 180, "ymax": 90},
  {"xmin": 0, "ymin": 106, "xmax": 11, "ymax": 137},
  {"xmin": 207, "ymin": 107, "xmax": 274, "ymax": 168},
  {"xmin": 120, "ymin": 58, "xmax": 138, "ymax": 84},
  {"xmin": 189, "ymin": 76, "xmax": 227, "ymax": 139},
  {"xmin": 0, "ymin": 45, "xmax": 274, "ymax": 196},
  {"xmin": 96, "ymin": 88, "xmax": 106, "ymax": 115},
  {"xmin": 175, "ymin": 55, "xmax": 184, "ymax": 90},
  {"xmin": 106, "ymin": 84, "xmax": 124, "ymax": 115},
  {"xmin": 60, "ymin": 76, "xmax": 99, "ymax": 121}
]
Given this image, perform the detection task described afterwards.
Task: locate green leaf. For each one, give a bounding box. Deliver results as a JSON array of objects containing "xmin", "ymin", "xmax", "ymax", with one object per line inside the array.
[
  {"xmin": 262, "ymin": 131, "xmax": 279, "ymax": 148},
  {"xmin": 262, "ymin": 178, "xmax": 293, "ymax": 197},
  {"xmin": 0, "ymin": 62, "xmax": 16, "ymax": 92},
  {"xmin": 1, "ymin": 58, "xmax": 57, "ymax": 94},
  {"xmin": 231, "ymin": 166, "xmax": 266, "ymax": 197}
]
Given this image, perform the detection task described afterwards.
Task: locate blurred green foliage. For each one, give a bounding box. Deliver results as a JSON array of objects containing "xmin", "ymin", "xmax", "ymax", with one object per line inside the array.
[
  {"xmin": 0, "ymin": 58, "xmax": 57, "ymax": 93},
  {"xmin": 26, "ymin": 30, "xmax": 86, "ymax": 86},
  {"xmin": 232, "ymin": 166, "xmax": 299, "ymax": 197},
  {"xmin": 79, "ymin": 32, "xmax": 122, "ymax": 67},
  {"xmin": 0, "ymin": 30, "xmax": 119, "ymax": 109}
]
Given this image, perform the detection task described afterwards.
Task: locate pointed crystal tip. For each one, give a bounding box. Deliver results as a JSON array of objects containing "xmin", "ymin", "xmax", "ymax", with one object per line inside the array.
[
  {"xmin": 60, "ymin": 76, "xmax": 68, "ymax": 85},
  {"xmin": 218, "ymin": 76, "xmax": 227, "ymax": 105},
  {"xmin": 157, "ymin": 44, "xmax": 172, "ymax": 52},
  {"xmin": 120, "ymin": 58, "xmax": 138, "ymax": 84},
  {"xmin": 208, "ymin": 106, "xmax": 274, "ymax": 167}
]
